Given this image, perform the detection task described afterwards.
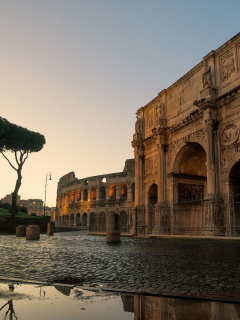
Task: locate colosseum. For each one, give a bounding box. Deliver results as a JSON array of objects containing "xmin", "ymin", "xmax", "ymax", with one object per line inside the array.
[
  {"xmin": 57, "ymin": 33, "xmax": 240, "ymax": 237},
  {"xmin": 56, "ymin": 159, "xmax": 135, "ymax": 234}
]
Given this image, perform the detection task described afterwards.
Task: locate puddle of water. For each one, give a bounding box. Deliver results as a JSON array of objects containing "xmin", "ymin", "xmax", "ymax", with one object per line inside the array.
[
  {"xmin": 0, "ymin": 282, "xmax": 239, "ymax": 320},
  {"xmin": 0, "ymin": 283, "xmax": 133, "ymax": 320}
]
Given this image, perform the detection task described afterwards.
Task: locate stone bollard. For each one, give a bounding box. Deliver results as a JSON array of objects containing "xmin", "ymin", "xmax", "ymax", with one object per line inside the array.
[
  {"xmin": 16, "ymin": 225, "xmax": 26, "ymax": 237},
  {"xmin": 106, "ymin": 212, "xmax": 121, "ymax": 243},
  {"xmin": 26, "ymin": 225, "xmax": 40, "ymax": 240},
  {"xmin": 47, "ymin": 221, "xmax": 55, "ymax": 236}
]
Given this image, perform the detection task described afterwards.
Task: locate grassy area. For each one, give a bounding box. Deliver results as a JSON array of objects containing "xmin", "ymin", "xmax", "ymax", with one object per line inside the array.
[{"xmin": 0, "ymin": 208, "xmax": 44, "ymax": 218}]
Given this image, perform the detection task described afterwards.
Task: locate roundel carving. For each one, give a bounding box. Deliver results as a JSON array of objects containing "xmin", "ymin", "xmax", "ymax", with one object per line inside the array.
[{"xmin": 221, "ymin": 124, "xmax": 239, "ymax": 146}]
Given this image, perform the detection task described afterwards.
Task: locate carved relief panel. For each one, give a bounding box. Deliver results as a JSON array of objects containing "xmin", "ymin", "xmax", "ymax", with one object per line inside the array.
[
  {"xmin": 145, "ymin": 156, "xmax": 158, "ymax": 178},
  {"xmin": 178, "ymin": 183, "xmax": 204, "ymax": 202},
  {"xmin": 147, "ymin": 109, "xmax": 154, "ymax": 129},
  {"xmin": 219, "ymin": 49, "xmax": 236, "ymax": 82}
]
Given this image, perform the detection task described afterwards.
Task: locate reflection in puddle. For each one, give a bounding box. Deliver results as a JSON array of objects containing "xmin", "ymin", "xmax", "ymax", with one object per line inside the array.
[{"xmin": 0, "ymin": 283, "xmax": 239, "ymax": 320}]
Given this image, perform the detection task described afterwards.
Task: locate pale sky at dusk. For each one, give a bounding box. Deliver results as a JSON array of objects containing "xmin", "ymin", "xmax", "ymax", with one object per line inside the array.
[{"xmin": 0, "ymin": 0, "xmax": 239, "ymax": 207}]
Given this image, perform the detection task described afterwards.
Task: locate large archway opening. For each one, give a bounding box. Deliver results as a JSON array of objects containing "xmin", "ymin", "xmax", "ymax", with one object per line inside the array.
[
  {"xmin": 229, "ymin": 161, "xmax": 240, "ymax": 233},
  {"xmin": 173, "ymin": 142, "xmax": 207, "ymax": 235}
]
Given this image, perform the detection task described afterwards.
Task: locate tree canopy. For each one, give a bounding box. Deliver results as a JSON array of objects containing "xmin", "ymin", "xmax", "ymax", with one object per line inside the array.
[
  {"xmin": 0, "ymin": 116, "xmax": 46, "ymax": 230},
  {"xmin": 0, "ymin": 117, "xmax": 45, "ymax": 153}
]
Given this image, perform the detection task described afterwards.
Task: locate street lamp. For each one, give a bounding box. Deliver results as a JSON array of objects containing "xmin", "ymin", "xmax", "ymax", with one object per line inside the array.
[{"xmin": 44, "ymin": 172, "xmax": 52, "ymax": 216}]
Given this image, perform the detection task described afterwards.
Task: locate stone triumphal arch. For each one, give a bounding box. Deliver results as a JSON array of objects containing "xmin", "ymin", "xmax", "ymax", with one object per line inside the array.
[{"xmin": 56, "ymin": 33, "xmax": 240, "ymax": 237}]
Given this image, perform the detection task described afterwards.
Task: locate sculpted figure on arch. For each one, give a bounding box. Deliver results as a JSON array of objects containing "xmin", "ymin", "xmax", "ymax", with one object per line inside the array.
[{"xmin": 202, "ymin": 60, "xmax": 213, "ymax": 88}]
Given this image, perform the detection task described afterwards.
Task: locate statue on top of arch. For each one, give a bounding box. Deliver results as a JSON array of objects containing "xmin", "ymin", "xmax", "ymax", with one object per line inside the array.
[{"xmin": 202, "ymin": 60, "xmax": 213, "ymax": 88}]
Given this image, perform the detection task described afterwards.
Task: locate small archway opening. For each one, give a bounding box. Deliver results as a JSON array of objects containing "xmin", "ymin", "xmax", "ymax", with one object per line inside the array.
[
  {"xmin": 99, "ymin": 186, "xmax": 106, "ymax": 200},
  {"xmin": 120, "ymin": 210, "xmax": 128, "ymax": 232},
  {"xmin": 108, "ymin": 184, "xmax": 116, "ymax": 199},
  {"xmin": 119, "ymin": 183, "xmax": 127, "ymax": 199},
  {"xmin": 89, "ymin": 212, "xmax": 95, "ymax": 232},
  {"xmin": 131, "ymin": 183, "xmax": 135, "ymax": 202},
  {"xmin": 148, "ymin": 184, "xmax": 158, "ymax": 205},
  {"xmin": 83, "ymin": 189, "xmax": 88, "ymax": 201},
  {"xmin": 90, "ymin": 187, "xmax": 96, "ymax": 201},
  {"xmin": 82, "ymin": 212, "xmax": 87, "ymax": 226},
  {"xmin": 70, "ymin": 213, "xmax": 74, "ymax": 226},
  {"xmin": 76, "ymin": 213, "xmax": 81, "ymax": 226}
]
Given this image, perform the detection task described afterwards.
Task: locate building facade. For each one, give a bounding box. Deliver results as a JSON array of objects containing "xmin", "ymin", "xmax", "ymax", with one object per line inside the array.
[
  {"xmin": 132, "ymin": 33, "xmax": 240, "ymax": 236},
  {"xmin": 56, "ymin": 159, "xmax": 135, "ymax": 233},
  {"xmin": 1, "ymin": 194, "xmax": 43, "ymax": 216}
]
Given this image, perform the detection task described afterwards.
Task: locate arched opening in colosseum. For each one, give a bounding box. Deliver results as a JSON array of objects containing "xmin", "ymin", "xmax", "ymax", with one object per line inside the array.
[
  {"xmin": 70, "ymin": 192, "xmax": 75, "ymax": 203},
  {"xmin": 90, "ymin": 187, "xmax": 96, "ymax": 201},
  {"xmin": 76, "ymin": 213, "xmax": 80, "ymax": 226},
  {"xmin": 120, "ymin": 210, "xmax": 128, "ymax": 232},
  {"xmin": 119, "ymin": 183, "xmax": 127, "ymax": 199},
  {"xmin": 132, "ymin": 183, "xmax": 135, "ymax": 202},
  {"xmin": 99, "ymin": 186, "xmax": 106, "ymax": 200},
  {"xmin": 76, "ymin": 189, "xmax": 81, "ymax": 202},
  {"xmin": 83, "ymin": 189, "xmax": 88, "ymax": 201},
  {"xmin": 82, "ymin": 212, "xmax": 87, "ymax": 226},
  {"xmin": 108, "ymin": 184, "xmax": 116, "ymax": 199},
  {"xmin": 89, "ymin": 212, "xmax": 95, "ymax": 232},
  {"xmin": 229, "ymin": 161, "xmax": 240, "ymax": 232},
  {"xmin": 173, "ymin": 142, "xmax": 207, "ymax": 235},
  {"xmin": 148, "ymin": 184, "xmax": 158, "ymax": 231},
  {"xmin": 70, "ymin": 213, "xmax": 74, "ymax": 226},
  {"xmin": 99, "ymin": 212, "xmax": 106, "ymax": 233}
]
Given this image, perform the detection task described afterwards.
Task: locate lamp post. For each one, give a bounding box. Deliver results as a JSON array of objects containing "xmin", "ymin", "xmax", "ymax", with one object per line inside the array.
[{"xmin": 44, "ymin": 172, "xmax": 52, "ymax": 216}]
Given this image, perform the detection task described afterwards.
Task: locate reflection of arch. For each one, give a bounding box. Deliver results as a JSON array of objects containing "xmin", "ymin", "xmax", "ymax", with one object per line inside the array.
[
  {"xmin": 82, "ymin": 212, "xmax": 87, "ymax": 226},
  {"xmin": 108, "ymin": 184, "xmax": 116, "ymax": 199},
  {"xmin": 90, "ymin": 187, "xmax": 96, "ymax": 200},
  {"xmin": 76, "ymin": 213, "xmax": 80, "ymax": 226},
  {"xmin": 99, "ymin": 186, "xmax": 106, "ymax": 200},
  {"xmin": 119, "ymin": 184, "xmax": 127, "ymax": 199},
  {"xmin": 83, "ymin": 189, "xmax": 88, "ymax": 201}
]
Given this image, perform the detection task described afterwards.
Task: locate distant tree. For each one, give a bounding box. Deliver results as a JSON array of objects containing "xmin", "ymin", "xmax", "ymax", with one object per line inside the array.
[
  {"xmin": 19, "ymin": 206, "xmax": 28, "ymax": 214},
  {"xmin": 0, "ymin": 117, "xmax": 45, "ymax": 230},
  {"xmin": 3, "ymin": 202, "xmax": 11, "ymax": 210}
]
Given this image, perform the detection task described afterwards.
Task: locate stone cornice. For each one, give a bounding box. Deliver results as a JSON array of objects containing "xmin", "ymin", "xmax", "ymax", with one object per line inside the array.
[
  {"xmin": 167, "ymin": 108, "xmax": 203, "ymax": 133},
  {"xmin": 216, "ymin": 85, "xmax": 240, "ymax": 108}
]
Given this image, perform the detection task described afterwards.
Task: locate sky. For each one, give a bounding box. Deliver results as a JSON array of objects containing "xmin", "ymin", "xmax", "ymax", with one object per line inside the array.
[{"xmin": 0, "ymin": 0, "xmax": 239, "ymax": 207}]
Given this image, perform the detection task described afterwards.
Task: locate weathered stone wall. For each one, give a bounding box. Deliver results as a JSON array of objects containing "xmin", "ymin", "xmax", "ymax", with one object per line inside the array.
[
  {"xmin": 56, "ymin": 159, "xmax": 135, "ymax": 233},
  {"xmin": 132, "ymin": 33, "xmax": 240, "ymax": 236}
]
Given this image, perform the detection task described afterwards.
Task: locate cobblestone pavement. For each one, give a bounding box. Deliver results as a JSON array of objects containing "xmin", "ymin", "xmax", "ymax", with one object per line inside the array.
[{"xmin": 1, "ymin": 231, "xmax": 240, "ymax": 302}]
